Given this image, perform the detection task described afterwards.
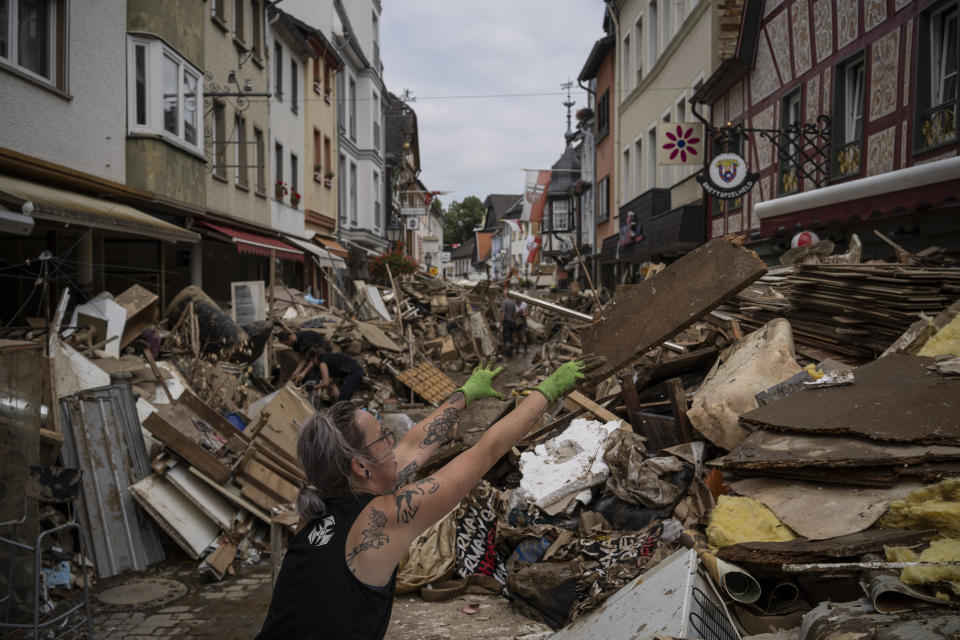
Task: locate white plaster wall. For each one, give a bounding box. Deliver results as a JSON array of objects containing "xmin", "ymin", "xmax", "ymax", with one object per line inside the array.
[
  {"xmin": 267, "ymin": 23, "xmax": 308, "ymax": 237},
  {"xmin": 0, "ymin": 0, "xmax": 126, "ymax": 182}
]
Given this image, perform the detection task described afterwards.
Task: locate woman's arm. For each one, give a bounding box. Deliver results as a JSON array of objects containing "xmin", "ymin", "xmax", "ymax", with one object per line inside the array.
[
  {"xmin": 392, "ymin": 392, "xmax": 466, "ymax": 486},
  {"xmin": 318, "ymin": 362, "xmax": 331, "ymax": 387}
]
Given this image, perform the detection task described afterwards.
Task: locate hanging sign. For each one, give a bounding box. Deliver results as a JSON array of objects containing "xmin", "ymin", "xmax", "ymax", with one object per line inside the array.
[{"xmin": 697, "ymin": 152, "xmax": 758, "ymax": 199}]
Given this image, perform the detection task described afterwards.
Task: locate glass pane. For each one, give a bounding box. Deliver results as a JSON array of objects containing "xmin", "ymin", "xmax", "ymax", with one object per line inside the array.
[
  {"xmin": 1, "ymin": 0, "xmax": 8, "ymax": 59},
  {"xmin": 135, "ymin": 45, "xmax": 147, "ymax": 125},
  {"xmin": 183, "ymin": 70, "xmax": 198, "ymax": 144},
  {"xmin": 18, "ymin": 0, "xmax": 50, "ymax": 78},
  {"xmin": 162, "ymin": 55, "xmax": 179, "ymax": 135},
  {"xmin": 944, "ymin": 12, "xmax": 959, "ymax": 102}
]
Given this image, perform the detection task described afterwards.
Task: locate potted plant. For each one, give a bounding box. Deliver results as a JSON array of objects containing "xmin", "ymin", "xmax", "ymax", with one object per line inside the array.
[
  {"xmin": 290, "ymin": 189, "xmax": 302, "ymax": 207},
  {"xmin": 324, "ymin": 170, "xmax": 334, "ymax": 188},
  {"xmin": 314, "ymin": 164, "xmax": 324, "ymax": 182},
  {"xmin": 274, "ymin": 180, "xmax": 288, "ymax": 200},
  {"xmin": 370, "ymin": 248, "xmax": 418, "ymax": 283}
]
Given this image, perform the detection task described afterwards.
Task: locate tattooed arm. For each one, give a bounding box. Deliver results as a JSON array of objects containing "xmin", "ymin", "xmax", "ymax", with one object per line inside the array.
[{"xmin": 391, "ymin": 391, "xmax": 466, "ymax": 480}]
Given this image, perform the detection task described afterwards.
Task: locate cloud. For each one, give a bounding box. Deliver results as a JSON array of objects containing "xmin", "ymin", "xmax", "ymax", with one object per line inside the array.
[{"xmin": 382, "ymin": 1, "xmax": 603, "ymax": 203}]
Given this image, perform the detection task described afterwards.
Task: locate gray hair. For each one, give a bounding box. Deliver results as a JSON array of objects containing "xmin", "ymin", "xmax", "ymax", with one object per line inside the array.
[{"xmin": 295, "ymin": 401, "xmax": 371, "ymax": 521}]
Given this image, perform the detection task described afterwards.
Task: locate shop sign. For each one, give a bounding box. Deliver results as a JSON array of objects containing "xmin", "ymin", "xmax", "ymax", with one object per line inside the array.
[{"xmin": 697, "ymin": 152, "xmax": 758, "ymax": 199}]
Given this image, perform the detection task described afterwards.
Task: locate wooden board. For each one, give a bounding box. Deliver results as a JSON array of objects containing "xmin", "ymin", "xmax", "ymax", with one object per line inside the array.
[
  {"xmin": 256, "ymin": 384, "xmax": 315, "ymax": 460},
  {"xmin": 395, "ymin": 362, "xmax": 458, "ymax": 406},
  {"xmin": 115, "ymin": 284, "xmax": 159, "ymax": 349},
  {"xmin": 581, "ymin": 237, "xmax": 766, "ymax": 381},
  {"xmin": 188, "ymin": 466, "xmax": 271, "ymax": 524},
  {"xmin": 716, "ymin": 528, "xmax": 937, "ymax": 565},
  {"xmin": 129, "ymin": 474, "xmax": 218, "ymax": 560},
  {"xmin": 142, "ymin": 406, "xmax": 232, "ymax": 483},
  {"xmin": 165, "ymin": 463, "xmax": 239, "ymax": 531},
  {"xmin": 354, "ymin": 321, "xmax": 403, "ymax": 352},
  {"xmin": 566, "ymin": 390, "xmax": 623, "ymax": 426}
]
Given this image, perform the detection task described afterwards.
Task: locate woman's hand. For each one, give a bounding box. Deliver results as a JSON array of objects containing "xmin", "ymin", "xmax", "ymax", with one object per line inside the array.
[
  {"xmin": 534, "ymin": 355, "xmax": 606, "ymax": 403},
  {"xmin": 456, "ymin": 361, "xmax": 506, "ymax": 407}
]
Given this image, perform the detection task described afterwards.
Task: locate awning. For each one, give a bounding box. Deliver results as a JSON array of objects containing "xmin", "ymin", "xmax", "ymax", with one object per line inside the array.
[
  {"xmin": 0, "ymin": 174, "xmax": 199, "ymax": 243},
  {"xmin": 345, "ymin": 238, "xmax": 382, "ymax": 258},
  {"xmin": 314, "ymin": 235, "xmax": 349, "ymax": 258},
  {"xmin": 283, "ymin": 235, "xmax": 348, "ymax": 270},
  {"xmin": 754, "ymin": 156, "xmax": 960, "ymax": 236},
  {"xmin": 199, "ymin": 220, "xmax": 303, "ymax": 262}
]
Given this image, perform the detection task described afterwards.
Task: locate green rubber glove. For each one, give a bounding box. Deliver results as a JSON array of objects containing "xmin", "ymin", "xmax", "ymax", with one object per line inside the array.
[
  {"xmin": 456, "ymin": 361, "xmax": 506, "ymax": 406},
  {"xmin": 534, "ymin": 355, "xmax": 606, "ymax": 404}
]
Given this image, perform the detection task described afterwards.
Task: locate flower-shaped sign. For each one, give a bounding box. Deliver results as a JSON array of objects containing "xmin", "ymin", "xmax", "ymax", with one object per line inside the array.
[{"xmin": 658, "ymin": 123, "xmax": 704, "ymax": 166}]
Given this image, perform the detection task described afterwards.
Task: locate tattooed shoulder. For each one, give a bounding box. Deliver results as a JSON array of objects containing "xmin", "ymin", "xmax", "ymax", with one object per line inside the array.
[
  {"xmin": 345, "ymin": 506, "xmax": 389, "ymax": 567},
  {"xmin": 393, "ymin": 477, "xmax": 440, "ymax": 524}
]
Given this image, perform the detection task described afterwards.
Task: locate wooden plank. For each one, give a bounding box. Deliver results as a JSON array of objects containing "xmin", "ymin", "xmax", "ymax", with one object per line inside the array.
[
  {"xmin": 715, "ymin": 528, "xmax": 936, "ymax": 566},
  {"xmin": 256, "ymin": 385, "xmax": 315, "ymax": 460},
  {"xmin": 177, "ymin": 389, "xmax": 249, "ymax": 443},
  {"xmin": 665, "ymin": 378, "xmax": 695, "ymax": 443},
  {"xmin": 142, "ymin": 407, "xmax": 232, "ymax": 483},
  {"xmin": 238, "ymin": 458, "xmax": 298, "ymax": 502},
  {"xmin": 582, "ymin": 237, "xmax": 766, "ymax": 381},
  {"xmin": 188, "ymin": 466, "xmax": 271, "ymax": 524},
  {"xmin": 354, "ymin": 320, "xmax": 403, "ymax": 352},
  {"xmin": 567, "ymin": 390, "xmax": 622, "ymax": 425},
  {"xmin": 238, "ymin": 478, "xmax": 284, "ymax": 512}
]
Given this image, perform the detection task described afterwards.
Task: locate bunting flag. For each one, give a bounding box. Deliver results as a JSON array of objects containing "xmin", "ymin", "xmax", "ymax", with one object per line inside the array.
[
  {"xmin": 521, "ymin": 170, "xmax": 551, "ymax": 222},
  {"xmin": 503, "ymin": 219, "xmax": 521, "ymax": 233},
  {"xmin": 524, "ymin": 234, "xmax": 541, "ymax": 264}
]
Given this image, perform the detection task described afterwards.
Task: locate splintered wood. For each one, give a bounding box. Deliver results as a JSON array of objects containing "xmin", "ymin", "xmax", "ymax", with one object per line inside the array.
[
  {"xmin": 395, "ymin": 362, "xmax": 458, "ymax": 406},
  {"xmin": 581, "ymin": 237, "xmax": 767, "ymax": 380}
]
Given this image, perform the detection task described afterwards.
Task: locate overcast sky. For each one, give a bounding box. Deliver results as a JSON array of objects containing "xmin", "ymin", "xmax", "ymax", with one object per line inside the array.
[{"xmin": 381, "ymin": 1, "xmax": 604, "ymax": 207}]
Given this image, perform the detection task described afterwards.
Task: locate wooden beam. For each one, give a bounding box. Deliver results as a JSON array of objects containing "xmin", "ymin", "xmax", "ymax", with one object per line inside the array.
[
  {"xmin": 567, "ymin": 390, "xmax": 622, "ymax": 425},
  {"xmin": 580, "ymin": 237, "xmax": 766, "ymax": 381},
  {"xmin": 666, "ymin": 377, "xmax": 695, "ymax": 443}
]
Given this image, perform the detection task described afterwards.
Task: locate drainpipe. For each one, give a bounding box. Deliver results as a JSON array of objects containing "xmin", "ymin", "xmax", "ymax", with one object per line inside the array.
[
  {"xmin": 605, "ymin": 0, "xmax": 620, "ymax": 285},
  {"xmin": 690, "ymin": 97, "xmax": 712, "ymax": 245}
]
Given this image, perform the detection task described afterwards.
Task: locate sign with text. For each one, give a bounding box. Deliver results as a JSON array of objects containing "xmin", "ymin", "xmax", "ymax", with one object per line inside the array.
[{"xmin": 697, "ymin": 152, "xmax": 758, "ymax": 200}]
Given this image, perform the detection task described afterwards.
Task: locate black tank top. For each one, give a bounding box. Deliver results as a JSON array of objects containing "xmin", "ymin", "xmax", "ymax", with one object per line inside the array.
[{"xmin": 256, "ymin": 494, "xmax": 396, "ymax": 640}]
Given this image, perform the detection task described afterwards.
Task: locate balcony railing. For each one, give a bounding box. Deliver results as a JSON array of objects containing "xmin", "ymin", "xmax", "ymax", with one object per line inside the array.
[{"xmin": 918, "ymin": 100, "xmax": 957, "ymax": 152}]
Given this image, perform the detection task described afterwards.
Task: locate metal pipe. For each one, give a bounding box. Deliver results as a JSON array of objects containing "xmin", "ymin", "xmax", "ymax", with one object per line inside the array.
[
  {"xmin": 783, "ymin": 561, "xmax": 960, "ymax": 573},
  {"xmin": 507, "ymin": 290, "xmax": 594, "ymax": 323}
]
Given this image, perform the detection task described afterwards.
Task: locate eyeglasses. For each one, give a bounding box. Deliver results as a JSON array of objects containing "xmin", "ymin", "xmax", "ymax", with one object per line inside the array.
[{"xmin": 359, "ymin": 408, "xmax": 396, "ymax": 449}]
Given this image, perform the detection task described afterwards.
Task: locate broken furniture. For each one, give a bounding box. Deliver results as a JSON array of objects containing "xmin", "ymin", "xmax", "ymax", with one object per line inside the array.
[{"xmin": 0, "ymin": 466, "xmax": 94, "ymax": 639}]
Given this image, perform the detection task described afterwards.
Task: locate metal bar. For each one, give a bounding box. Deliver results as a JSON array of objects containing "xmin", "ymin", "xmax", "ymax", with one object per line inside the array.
[{"xmin": 507, "ymin": 290, "xmax": 593, "ymax": 322}]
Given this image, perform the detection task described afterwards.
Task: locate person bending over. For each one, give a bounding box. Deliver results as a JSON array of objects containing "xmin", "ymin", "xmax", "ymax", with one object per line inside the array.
[
  {"xmin": 256, "ymin": 356, "xmax": 603, "ymax": 639},
  {"xmin": 294, "ymin": 346, "xmax": 364, "ymax": 402}
]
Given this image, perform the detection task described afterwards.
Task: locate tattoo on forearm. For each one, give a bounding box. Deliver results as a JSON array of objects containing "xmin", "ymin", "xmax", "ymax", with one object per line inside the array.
[
  {"xmin": 345, "ymin": 507, "xmax": 389, "ymax": 569},
  {"xmin": 394, "ymin": 477, "xmax": 440, "ymax": 524},
  {"xmin": 447, "ymin": 391, "xmax": 465, "ymax": 406},
  {"xmin": 396, "ymin": 461, "xmax": 419, "ymax": 488},
  {"xmin": 419, "ymin": 407, "xmax": 459, "ymax": 449}
]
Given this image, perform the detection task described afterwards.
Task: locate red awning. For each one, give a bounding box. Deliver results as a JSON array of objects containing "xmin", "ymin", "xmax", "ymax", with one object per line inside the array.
[{"xmin": 199, "ymin": 221, "xmax": 304, "ymax": 262}]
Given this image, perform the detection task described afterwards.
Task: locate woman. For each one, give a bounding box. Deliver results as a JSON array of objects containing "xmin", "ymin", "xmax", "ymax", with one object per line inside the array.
[
  {"xmin": 256, "ymin": 356, "xmax": 602, "ymax": 639},
  {"xmin": 293, "ymin": 346, "xmax": 364, "ymax": 402}
]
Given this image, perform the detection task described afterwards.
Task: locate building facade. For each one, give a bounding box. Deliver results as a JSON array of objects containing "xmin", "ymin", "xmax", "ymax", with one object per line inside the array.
[{"xmin": 696, "ymin": 0, "xmax": 960, "ymax": 259}]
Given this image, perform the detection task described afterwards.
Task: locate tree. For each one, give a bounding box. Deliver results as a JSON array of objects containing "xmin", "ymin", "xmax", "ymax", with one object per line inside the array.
[{"xmin": 443, "ymin": 196, "xmax": 486, "ymax": 245}]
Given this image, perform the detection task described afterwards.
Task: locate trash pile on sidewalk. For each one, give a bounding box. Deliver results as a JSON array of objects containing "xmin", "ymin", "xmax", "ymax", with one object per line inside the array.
[{"xmin": 4, "ymin": 232, "xmax": 960, "ymax": 639}]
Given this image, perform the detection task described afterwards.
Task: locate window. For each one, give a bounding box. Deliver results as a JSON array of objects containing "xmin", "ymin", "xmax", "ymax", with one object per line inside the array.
[
  {"xmin": 349, "ymin": 161, "xmax": 358, "ymax": 224},
  {"xmin": 313, "ymin": 128, "xmax": 321, "ymax": 172},
  {"xmin": 275, "ymin": 142, "xmax": 283, "ymax": 193},
  {"xmin": 290, "ymin": 153, "xmax": 298, "ymax": 202},
  {"xmin": 676, "ymin": 96, "xmax": 687, "ymax": 177},
  {"xmin": 372, "ymin": 11, "xmax": 380, "ymax": 72},
  {"xmin": 213, "ymin": 101, "xmax": 226, "ymax": 178},
  {"xmin": 635, "ymin": 18, "xmax": 643, "ymax": 82},
  {"xmin": 622, "ymin": 147, "xmax": 631, "ymax": 200},
  {"xmin": 832, "ymin": 53, "xmax": 864, "ymax": 178},
  {"xmin": 323, "ymin": 57, "xmax": 331, "ymax": 96},
  {"xmin": 338, "ymin": 153, "xmax": 346, "ymax": 219},
  {"xmin": 916, "ymin": 2, "xmax": 958, "ymax": 152},
  {"xmin": 646, "ymin": 127, "xmax": 657, "ymax": 189},
  {"xmin": 254, "ymin": 127, "xmax": 265, "ymax": 193},
  {"xmin": 660, "ymin": 0, "xmax": 670, "ymax": 52},
  {"xmin": 274, "ymin": 41, "xmax": 282, "ymax": 100},
  {"xmin": 596, "ymin": 89, "xmax": 610, "ymax": 139},
  {"xmin": 211, "ymin": 0, "xmax": 225, "ymax": 23},
  {"xmin": 623, "ymin": 35, "xmax": 631, "ymax": 93},
  {"xmin": 649, "ymin": 1, "xmax": 659, "ymax": 62},
  {"xmin": 233, "ymin": 0, "xmax": 244, "ymax": 42},
  {"xmin": 373, "ymin": 171, "xmax": 381, "ymax": 229},
  {"xmin": 661, "ymin": 113, "xmax": 672, "ymax": 186},
  {"xmin": 597, "ymin": 176, "xmax": 610, "ymax": 222},
  {"xmin": 127, "ymin": 36, "xmax": 203, "ymax": 153},
  {"xmin": 251, "ymin": 0, "xmax": 262, "ymax": 59},
  {"xmin": 634, "ymin": 138, "xmax": 643, "ymax": 195},
  {"xmin": 372, "ymin": 91, "xmax": 380, "ymax": 150},
  {"xmin": 235, "ymin": 114, "xmax": 247, "ymax": 187},
  {"xmin": 551, "ymin": 199, "xmax": 570, "ymax": 231},
  {"xmin": 324, "ymin": 137, "xmax": 332, "ymax": 175},
  {"xmin": 349, "ymin": 77, "xmax": 357, "ymax": 140},
  {"xmin": 675, "ymin": 0, "xmax": 685, "ymax": 35},
  {"xmin": 780, "ymin": 88, "xmax": 802, "ymax": 194},
  {"xmin": 337, "ymin": 73, "xmax": 344, "ymax": 128},
  {"xmin": 290, "ymin": 59, "xmax": 298, "ymax": 113},
  {"xmin": 1, "ymin": 0, "xmax": 67, "ymax": 89}
]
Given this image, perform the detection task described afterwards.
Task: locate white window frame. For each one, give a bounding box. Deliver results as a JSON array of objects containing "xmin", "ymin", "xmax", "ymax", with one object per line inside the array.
[
  {"xmin": 634, "ymin": 15, "xmax": 643, "ymax": 83},
  {"xmin": 348, "ymin": 76, "xmax": 357, "ymax": 141},
  {"xmin": 622, "ymin": 145, "xmax": 631, "ymax": 201},
  {"xmin": 372, "ymin": 91, "xmax": 380, "ymax": 150},
  {"xmin": 648, "ymin": 1, "xmax": 659, "ymax": 65},
  {"xmin": 622, "ymin": 34, "xmax": 632, "ymax": 93},
  {"xmin": 660, "ymin": 108, "xmax": 673, "ymax": 186},
  {"xmin": 633, "ymin": 135, "xmax": 643, "ymax": 196},
  {"xmin": 349, "ymin": 161, "xmax": 358, "ymax": 225},
  {"xmin": 931, "ymin": 3, "xmax": 959, "ymax": 106},
  {"xmin": 675, "ymin": 93, "xmax": 688, "ymax": 177},
  {"xmin": 646, "ymin": 124, "xmax": 657, "ymax": 190},
  {"xmin": 551, "ymin": 199, "xmax": 570, "ymax": 231},
  {"xmin": 126, "ymin": 35, "xmax": 204, "ymax": 156},
  {"xmin": 373, "ymin": 170, "xmax": 381, "ymax": 231},
  {"xmin": 1, "ymin": 0, "xmax": 62, "ymax": 87}
]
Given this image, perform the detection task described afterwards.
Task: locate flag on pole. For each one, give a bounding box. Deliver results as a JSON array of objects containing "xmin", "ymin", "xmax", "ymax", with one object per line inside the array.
[
  {"xmin": 524, "ymin": 234, "xmax": 541, "ymax": 264},
  {"xmin": 503, "ymin": 219, "xmax": 521, "ymax": 233},
  {"xmin": 521, "ymin": 170, "xmax": 551, "ymax": 223}
]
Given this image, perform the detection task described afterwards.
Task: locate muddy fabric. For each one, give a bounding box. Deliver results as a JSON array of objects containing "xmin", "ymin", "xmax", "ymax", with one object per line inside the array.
[
  {"xmin": 395, "ymin": 508, "xmax": 458, "ymax": 594},
  {"xmin": 604, "ymin": 427, "xmax": 687, "ymax": 507},
  {"xmin": 453, "ymin": 482, "xmax": 508, "ymax": 584},
  {"xmin": 506, "ymin": 561, "xmax": 578, "ymax": 630}
]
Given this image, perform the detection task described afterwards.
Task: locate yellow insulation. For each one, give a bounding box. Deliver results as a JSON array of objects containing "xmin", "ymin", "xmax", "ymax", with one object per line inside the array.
[
  {"xmin": 918, "ymin": 313, "xmax": 960, "ymax": 357},
  {"xmin": 885, "ymin": 538, "xmax": 960, "ymax": 597},
  {"xmin": 706, "ymin": 495, "xmax": 797, "ymax": 548},
  {"xmin": 878, "ymin": 478, "xmax": 960, "ymax": 538}
]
